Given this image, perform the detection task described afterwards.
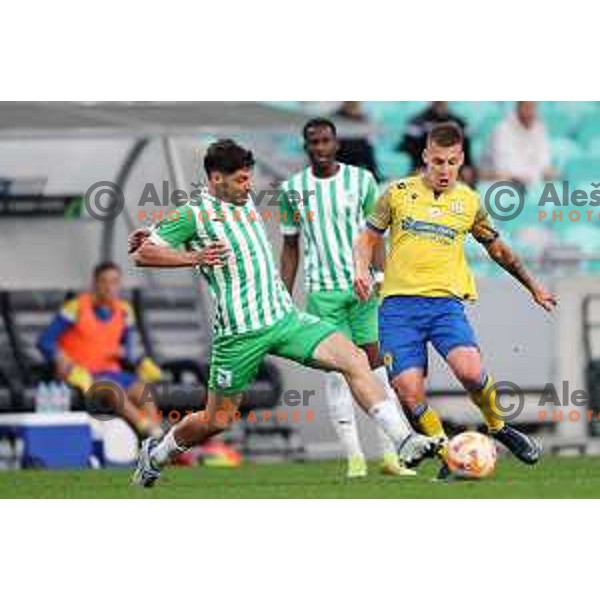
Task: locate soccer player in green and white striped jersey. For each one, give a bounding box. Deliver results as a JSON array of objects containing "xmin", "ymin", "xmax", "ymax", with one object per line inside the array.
[
  {"xmin": 280, "ymin": 118, "xmax": 414, "ymax": 479},
  {"xmin": 130, "ymin": 139, "xmax": 440, "ymax": 488}
]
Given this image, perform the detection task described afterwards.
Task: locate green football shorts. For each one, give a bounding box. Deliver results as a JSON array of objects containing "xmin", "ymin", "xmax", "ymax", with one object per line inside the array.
[
  {"xmin": 306, "ymin": 289, "xmax": 378, "ymax": 347},
  {"xmin": 208, "ymin": 309, "xmax": 338, "ymax": 395}
]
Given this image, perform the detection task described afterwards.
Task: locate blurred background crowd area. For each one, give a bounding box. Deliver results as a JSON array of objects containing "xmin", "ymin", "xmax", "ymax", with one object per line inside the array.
[{"xmin": 265, "ymin": 101, "xmax": 600, "ymax": 276}]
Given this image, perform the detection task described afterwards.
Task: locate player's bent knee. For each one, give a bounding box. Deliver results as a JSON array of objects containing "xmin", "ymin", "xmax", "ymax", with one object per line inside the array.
[
  {"xmin": 391, "ymin": 379, "xmax": 424, "ymax": 407},
  {"xmin": 456, "ymin": 367, "xmax": 486, "ymax": 390},
  {"xmin": 208, "ymin": 418, "xmax": 232, "ymax": 435},
  {"xmin": 207, "ymin": 408, "xmax": 240, "ymax": 434},
  {"xmin": 340, "ymin": 346, "xmax": 370, "ymax": 377}
]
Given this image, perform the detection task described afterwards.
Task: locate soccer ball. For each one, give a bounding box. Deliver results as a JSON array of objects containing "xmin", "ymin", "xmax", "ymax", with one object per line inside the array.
[{"xmin": 447, "ymin": 432, "xmax": 497, "ymax": 479}]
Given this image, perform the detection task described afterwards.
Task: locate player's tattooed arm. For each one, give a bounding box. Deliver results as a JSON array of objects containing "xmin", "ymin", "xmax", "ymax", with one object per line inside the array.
[{"xmin": 475, "ymin": 221, "xmax": 558, "ymax": 312}]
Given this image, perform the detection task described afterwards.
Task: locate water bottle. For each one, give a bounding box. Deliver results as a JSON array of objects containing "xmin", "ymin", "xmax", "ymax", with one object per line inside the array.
[
  {"xmin": 35, "ymin": 382, "xmax": 50, "ymax": 413},
  {"xmin": 48, "ymin": 382, "xmax": 61, "ymax": 413},
  {"xmin": 59, "ymin": 382, "xmax": 71, "ymax": 412}
]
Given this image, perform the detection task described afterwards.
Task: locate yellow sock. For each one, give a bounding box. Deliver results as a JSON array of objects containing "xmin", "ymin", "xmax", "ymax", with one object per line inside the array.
[
  {"xmin": 415, "ymin": 405, "xmax": 448, "ymax": 461},
  {"xmin": 469, "ymin": 374, "xmax": 505, "ymax": 433}
]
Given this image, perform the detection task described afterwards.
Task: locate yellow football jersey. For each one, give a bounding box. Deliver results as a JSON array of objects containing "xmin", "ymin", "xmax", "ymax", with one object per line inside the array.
[{"xmin": 367, "ymin": 175, "xmax": 497, "ymax": 301}]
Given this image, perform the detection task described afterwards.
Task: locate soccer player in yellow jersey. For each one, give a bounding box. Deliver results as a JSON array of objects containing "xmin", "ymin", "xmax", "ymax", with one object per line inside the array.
[{"xmin": 354, "ymin": 122, "xmax": 557, "ymax": 479}]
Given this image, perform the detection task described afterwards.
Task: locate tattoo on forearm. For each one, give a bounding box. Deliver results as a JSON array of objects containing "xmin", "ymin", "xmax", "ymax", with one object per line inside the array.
[
  {"xmin": 472, "ymin": 219, "xmax": 500, "ymax": 246},
  {"xmin": 492, "ymin": 244, "xmax": 535, "ymax": 290}
]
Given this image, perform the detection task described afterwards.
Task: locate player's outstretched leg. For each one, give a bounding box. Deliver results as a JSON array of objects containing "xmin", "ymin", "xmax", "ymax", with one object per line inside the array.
[
  {"xmin": 313, "ymin": 333, "xmax": 443, "ymax": 468},
  {"xmin": 325, "ymin": 372, "xmax": 368, "ymax": 478},
  {"xmin": 371, "ymin": 367, "xmax": 416, "ymax": 476},
  {"xmin": 325, "ymin": 371, "xmax": 415, "ymax": 478},
  {"xmin": 446, "ymin": 348, "xmax": 541, "ymax": 465},
  {"xmin": 131, "ymin": 392, "xmax": 242, "ymax": 488}
]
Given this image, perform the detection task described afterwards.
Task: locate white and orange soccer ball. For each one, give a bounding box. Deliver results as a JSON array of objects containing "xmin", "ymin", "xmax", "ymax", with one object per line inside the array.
[{"xmin": 447, "ymin": 431, "xmax": 497, "ymax": 479}]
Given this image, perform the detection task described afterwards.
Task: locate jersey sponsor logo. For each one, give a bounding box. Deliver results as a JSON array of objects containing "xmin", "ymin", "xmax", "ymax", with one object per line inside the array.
[
  {"xmin": 216, "ymin": 367, "xmax": 233, "ymax": 390},
  {"xmin": 401, "ymin": 217, "xmax": 457, "ymax": 241},
  {"xmin": 429, "ymin": 207, "xmax": 443, "ymax": 218}
]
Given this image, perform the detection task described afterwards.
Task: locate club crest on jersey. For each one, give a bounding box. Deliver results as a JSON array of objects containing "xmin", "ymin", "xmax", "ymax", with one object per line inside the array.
[
  {"xmin": 216, "ymin": 368, "xmax": 233, "ymax": 389},
  {"xmin": 450, "ymin": 200, "xmax": 465, "ymax": 214},
  {"xmin": 299, "ymin": 313, "xmax": 320, "ymax": 326}
]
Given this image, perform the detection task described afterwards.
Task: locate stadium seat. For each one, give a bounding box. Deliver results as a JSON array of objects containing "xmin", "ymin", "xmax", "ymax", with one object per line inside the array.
[
  {"xmin": 585, "ymin": 138, "xmax": 600, "ymax": 156},
  {"xmin": 510, "ymin": 224, "xmax": 556, "ymax": 260},
  {"xmin": 564, "ymin": 156, "xmax": 600, "ymax": 183},
  {"xmin": 471, "ymin": 136, "xmax": 487, "ymax": 164},
  {"xmin": 364, "ymin": 101, "xmax": 425, "ymax": 128},
  {"xmin": 575, "ymin": 115, "xmax": 600, "ymax": 147},
  {"xmin": 0, "ymin": 292, "xmax": 29, "ymax": 412},
  {"xmin": 556, "ymin": 222, "xmax": 600, "ymax": 273},
  {"xmin": 541, "ymin": 109, "xmax": 580, "ymax": 138},
  {"xmin": 375, "ymin": 131, "xmax": 402, "ymax": 152},
  {"xmin": 376, "ymin": 149, "xmax": 412, "ymax": 181},
  {"xmin": 4, "ymin": 289, "xmax": 76, "ymax": 386},
  {"xmin": 131, "ymin": 286, "xmax": 210, "ymax": 382},
  {"xmin": 450, "ymin": 101, "xmax": 503, "ymax": 133},
  {"xmin": 550, "ymin": 137, "xmax": 583, "ymax": 172},
  {"xmin": 473, "ymin": 111, "xmax": 503, "ymax": 140}
]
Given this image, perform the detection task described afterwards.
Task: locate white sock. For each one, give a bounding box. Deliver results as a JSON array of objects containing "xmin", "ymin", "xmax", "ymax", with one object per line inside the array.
[
  {"xmin": 368, "ymin": 399, "xmax": 411, "ymax": 449},
  {"xmin": 325, "ymin": 372, "xmax": 364, "ymax": 460},
  {"xmin": 373, "ymin": 367, "xmax": 406, "ymax": 457},
  {"xmin": 150, "ymin": 428, "xmax": 186, "ymax": 467}
]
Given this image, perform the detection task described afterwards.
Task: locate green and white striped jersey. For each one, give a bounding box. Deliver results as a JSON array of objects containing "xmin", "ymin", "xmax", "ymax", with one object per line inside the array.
[
  {"xmin": 279, "ymin": 163, "xmax": 378, "ymax": 293},
  {"xmin": 151, "ymin": 190, "xmax": 294, "ymax": 338}
]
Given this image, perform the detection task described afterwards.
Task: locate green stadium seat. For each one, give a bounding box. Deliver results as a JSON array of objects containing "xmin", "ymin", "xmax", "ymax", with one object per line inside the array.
[
  {"xmin": 510, "ymin": 223, "xmax": 556, "ymax": 258},
  {"xmin": 542, "ymin": 110, "xmax": 580, "ymax": 137},
  {"xmin": 449, "ymin": 102, "xmax": 502, "ymax": 130},
  {"xmin": 376, "ymin": 149, "xmax": 412, "ymax": 180},
  {"xmin": 277, "ymin": 134, "xmax": 303, "ymax": 157},
  {"xmin": 550, "ymin": 138, "xmax": 583, "ymax": 171},
  {"xmin": 375, "ymin": 131, "xmax": 402, "ymax": 151},
  {"xmin": 262, "ymin": 101, "xmax": 302, "ymax": 112},
  {"xmin": 553, "ymin": 101, "xmax": 598, "ymax": 117},
  {"xmin": 471, "ymin": 137, "xmax": 488, "ymax": 164},
  {"xmin": 575, "ymin": 115, "xmax": 600, "ymax": 146},
  {"xmin": 364, "ymin": 102, "xmax": 413, "ymax": 128},
  {"xmin": 586, "ymin": 138, "xmax": 600, "ymax": 156},
  {"xmin": 556, "ymin": 221, "xmax": 600, "ymax": 273},
  {"xmin": 474, "ymin": 112, "xmax": 503, "ymax": 140},
  {"xmin": 559, "ymin": 222, "xmax": 600, "ymax": 249},
  {"xmin": 464, "ymin": 236, "xmax": 499, "ymax": 277},
  {"xmin": 564, "ymin": 156, "xmax": 600, "ymax": 182}
]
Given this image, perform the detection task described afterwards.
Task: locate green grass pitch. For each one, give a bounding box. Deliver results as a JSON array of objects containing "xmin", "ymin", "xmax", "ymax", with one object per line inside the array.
[{"xmin": 1, "ymin": 456, "xmax": 599, "ymax": 498}]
